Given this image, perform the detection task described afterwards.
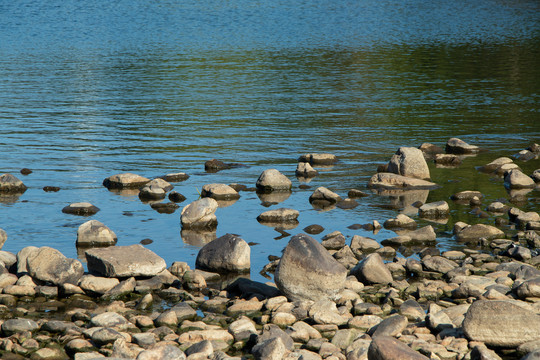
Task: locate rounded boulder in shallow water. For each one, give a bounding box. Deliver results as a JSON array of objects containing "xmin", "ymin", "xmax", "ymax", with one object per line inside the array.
[
  {"xmin": 195, "ymin": 233, "xmax": 250, "ymax": 273},
  {"xmin": 463, "ymin": 300, "xmax": 540, "ymax": 347},
  {"xmin": 275, "ymin": 233, "xmax": 347, "ymax": 302},
  {"xmin": 309, "ymin": 186, "xmax": 342, "ymax": 206},
  {"xmin": 76, "ymin": 220, "xmax": 117, "ymax": 247},
  {"xmin": 445, "ymin": 137, "xmax": 480, "ymax": 154},
  {"xmin": 103, "ymin": 172, "xmax": 150, "ymax": 189},
  {"xmin": 256, "ymin": 169, "xmax": 292, "ymax": 192},
  {"xmin": 201, "ymin": 183, "xmax": 240, "ymax": 200},
  {"xmin": 180, "ymin": 198, "xmax": 218, "ymax": 230},
  {"xmin": 0, "ymin": 173, "xmax": 27, "ymax": 193},
  {"xmin": 387, "ymin": 146, "xmax": 431, "ymax": 180},
  {"xmin": 296, "ymin": 162, "xmax": 318, "ymax": 178},
  {"xmin": 62, "ymin": 202, "xmax": 100, "ymax": 216},
  {"xmin": 368, "ymin": 173, "xmax": 438, "ymax": 189},
  {"xmin": 418, "ymin": 201, "xmax": 450, "ymax": 218},
  {"xmin": 504, "ymin": 169, "xmax": 535, "ymax": 189}
]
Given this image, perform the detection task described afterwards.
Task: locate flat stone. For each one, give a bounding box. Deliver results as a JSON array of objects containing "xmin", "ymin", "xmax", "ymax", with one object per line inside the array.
[
  {"xmin": 257, "ymin": 208, "xmax": 299, "ymax": 223},
  {"xmin": 103, "ymin": 173, "xmax": 150, "ymax": 189},
  {"xmin": 455, "ymin": 224, "xmax": 505, "ymax": 241},
  {"xmin": 1, "ymin": 318, "xmax": 39, "ymax": 336},
  {"xmin": 462, "ymin": 300, "xmax": 540, "ymax": 347},
  {"xmin": 419, "ymin": 201, "xmax": 449, "ymax": 218},
  {"xmin": 422, "ymin": 256, "xmax": 458, "ymax": 274},
  {"xmin": 275, "ymin": 233, "xmax": 347, "ymax": 302},
  {"xmin": 195, "ymin": 233, "xmax": 250, "ymax": 273},
  {"xmin": 159, "ymin": 172, "xmax": 189, "ymax": 182},
  {"xmin": 298, "ymin": 153, "xmax": 338, "ymax": 165},
  {"xmin": 406, "ymin": 225, "xmax": 437, "ymax": 243},
  {"xmin": 86, "ymin": 244, "xmax": 166, "ymax": 277},
  {"xmin": 383, "ymin": 214, "xmax": 417, "ymax": 229},
  {"xmin": 76, "ymin": 220, "xmax": 117, "ymax": 247},
  {"xmin": 62, "ymin": 202, "xmax": 100, "ymax": 215},
  {"xmin": 368, "ymin": 173, "xmax": 438, "ymax": 189}
]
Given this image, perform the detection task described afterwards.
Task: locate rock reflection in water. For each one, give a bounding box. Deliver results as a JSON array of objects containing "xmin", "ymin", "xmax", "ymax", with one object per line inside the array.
[
  {"xmin": 181, "ymin": 229, "xmax": 217, "ymax": 247},
  {"xmin": 371, "ymin": 189, "xmax": 430, "ymax": 215},
  {"xmin": 257, "ymin": 191, "xmax": 291, "ymax": 205}
]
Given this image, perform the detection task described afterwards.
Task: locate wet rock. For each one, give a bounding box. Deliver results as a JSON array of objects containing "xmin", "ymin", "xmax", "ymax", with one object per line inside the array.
[
  {"xmin": 43, "ymin": 186, "xmax": 60, "ymax": 192},
  {"xmin": 296, "ymin": 162, "xmax": 318, "ymax": 178},
  {"xmin": 351, "ymin": 253, "xmax": 393, "ymax": 285},
  {"xmin": 298, "ymin": 153, "xmax": 338, "ymax": 165},
  {"xmin": 304, "ymin": 224, "xmax": 324, "ymax": 234},
  {"xmin": 383, "ymin": 214, "xmax": 417, "ymax": 229},
  {"xmin": 368, "ymin": 173, "xmax": 438, "ymax": 189},
  {"xmin": 86, "ymin": 244, "xmax": 166, "ymax": 277},
  {"xmin": 455, "ymin": 224, "xmax": 505, "ymax": 242},
  {"xmin": 275, "ymin": 233, "xmax": 347, "ymax": 302},
  {"xmin": 368, "ymin": 335, "xmax": 429, "ymax": 360},
  {"xmin": 62, "ymin": 202, "xmax": 100, "ymax": 215},
  {"xmin": 309, "ymin": 186, "xmax": 342, "ymax": 207},
  {"xmin": 479, "ymin": 157, "xmax": 514, "ymax": 173},
  {"xmin": 103, "ymin": 172, "xmax": 150, "ymax": 189},
  {"xmin": 159, "ymin": 172, "xmax": 189, "ymax": 182},
  {"xmin": 348, "ymin": 189, "xmax": 369, "ymax": 198},
  {"xmin": 257, "ymin": 208, "xmax": 299, "ymax": 224},
  {"xmin": 168, "ymin": 191, "xmax": 186, "ymax": 202},
  {"xmin": 532, "ymin": 169, "xmax": 540, "ymax": 182},
  {"xmin": 387, "ymin": 146, "xmax": 431, "ymax": 180},
  {"xmin": 27, "ymin": 246, "xmax": 83, "ymax": 285},
  {"xmin": 434, "ymin": 154, "xmax": 462, "ymax": 166},
  {"xmin": 76, "ymin": 220, "xmax": 117, "ymax": 247},
  {"xmin": 504, "ymin": 169, "xmax": 535, "ymax": 189},
  {"xmin": 150, "ymin": 202, "xmax": 179, "ymax": 214},
  {"xmin": 337, "ymin": 198, "xmax": 359, "ymax": 209},
  {"xmin": 451, "ymin": 190, "xmax": 483, "ymax": 201},
  {"xmin": 1, "ymin": 318, "xmax": 40, "ymax": 336},
  {"xmin": 487, "ymin": 201, "xmax": 508, "ymax": 213},
  {"xmin": 463, "ymin": 300, "xmax": 540, "ymax": 347},
  {"xmin": 445, "ymin": 137, "xmax": 480, "ymax": 154},
  {"xmin": 139, "ymin": 179, "xmax": 172, "ymax": 200},
  {"xmin": 195, "ymin": 233, "xmax": 250, "ymax": 273},
  {"xmin": 513, "ymin": 149, "xmax": 537, "ymax": 161},
  {"xmin": 256, "ymin": 169, "xmax": 292, "ymax": 192},
  {"xmin": 201, "ymin": 183, "xmax": 240, "ymax": 200},
  {"xmin": 419, "ymin": 142, "xmax": 443, "ymax": 155},
  {"xmin": 180, "ymin": 198, "xmax": 218, "ymax": 230},
  {"xmin": 0, "ymin": 173, "xmax": 27, "ymax": 193},
  {"xmin": 418, "ymin": 201, "xmax": 449, "ymax": 218}
]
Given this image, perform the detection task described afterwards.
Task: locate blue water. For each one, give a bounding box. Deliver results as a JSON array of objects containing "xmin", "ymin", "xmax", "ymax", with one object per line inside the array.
[{"xmin": 1, "ymin": 0, "xmax": 539, "ymax": 283}]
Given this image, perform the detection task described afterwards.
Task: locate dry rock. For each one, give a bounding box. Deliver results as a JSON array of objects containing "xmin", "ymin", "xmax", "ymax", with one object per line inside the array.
[
  {"xmin": 76, "ymin": 220, "xmax": 117, "ymax": 247},
  {"xmin": 86, "ymin": 244, "xmax": 166, "ymax": 277}
]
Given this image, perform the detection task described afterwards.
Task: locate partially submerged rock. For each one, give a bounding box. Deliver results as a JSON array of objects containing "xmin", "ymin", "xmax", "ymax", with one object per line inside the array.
[
  {"xmin": 195, "ymin": 234, "xmax": 250, "ymax": 273},
  {"xmin": 275, "ymin": 234, "xmax": 347, "ymax": 302},
  {"xmin": 455, "ymin": 224, "xmax": 505, "ymax": 242},
  {"xmin": 418, "ymin": 201, "xmax": 449, "ymax": 218},
  {"xmin": 445, "ymin": 137, "xmax": 480, "ymax": 154},
  {"xmin": 298, "ymin": 153, "xmax": 338, "ymax": 165},
  {"xmin": 180, "ymin": 198, "xmax": 218, "ymax": 230},
  {"xmin": 201, "ymin": 183, "xmax": 240, "ymax": 200},
  {"xmin": 257, "ymin": 208, "xmax": 299, "ymax": 224},
  {"xmin": 295, "ymin": 162, "xmax": 318, "ymax": 178},
  {"xmin": 309, "ymin": 186, "xmax": 342, "ymax": 207},
  {"xmin": 62, "ymin": 202, "xmax": 100, "ymax": 216},
  {"xmin": 256, "ymin": 169, "xmax": 292, "ymax": 192},
  {"xmin": 85, "ymin": 244, "xmax": 167, "ymax": 277},
  {"xmin": 504, "ymin": 169, "xmax": 535, "ymax": 189},
  {"xmin": 387, "ymin": 146, "xmax": 431, "ymax": 180},
  {"xmin": 368, "ymin": 173, "xmax": 438, "ymax": 189},
  {"xmin": 103, "ymin": 173, "xmax": 150, "ymax": 189},
  {"xmin": 76, "ymin": 220, "xmax": 117, "ymax": 247},
  {"xmin": 0, "ymin": 173, "xmax": 27, "ymax": 193}
]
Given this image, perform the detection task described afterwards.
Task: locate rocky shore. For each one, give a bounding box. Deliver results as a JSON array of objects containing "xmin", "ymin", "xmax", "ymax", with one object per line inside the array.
[{"xmin": 0, "ymin": 138, "xmax": 538, "ymax": 360}]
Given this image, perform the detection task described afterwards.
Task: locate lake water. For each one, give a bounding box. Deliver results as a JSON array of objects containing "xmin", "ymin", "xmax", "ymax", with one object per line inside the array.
[{"xmin": 1, "ymin": 0, "xmax": 539, "ymax": 283}]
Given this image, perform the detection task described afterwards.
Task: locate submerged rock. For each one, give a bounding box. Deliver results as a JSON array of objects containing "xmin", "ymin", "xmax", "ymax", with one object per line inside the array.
[
  {"xmin": 479, "ymin": 157, "xmax": 514, "ymax": 173},
  {"xmin": 298, "ymin": 153, "xmax": 338, "ymax": 165},
  {"xmin": 434, "ymin": 154, "xmax": 462, "ymax": 166},
  {"xmin": 195, "ymin": 233, "xmax": 250, "ymax": 273},
  {"xmin": 275, "ymin": 234, "xmax": 347, "ymax": 302},
  {"xmin": 387, "ymin": 146, "xmax": 431, "ymax": 180},
  {"xmin": 445, "ymin": 137, "xmax": 480, "ymax": 154},
  {"xmin": 159, "ymin": 172, "xmax": 189, "ymax": 182},
  {"xmin": 201, "ymin": 183, "xmax": 240, "ymax": 200}
]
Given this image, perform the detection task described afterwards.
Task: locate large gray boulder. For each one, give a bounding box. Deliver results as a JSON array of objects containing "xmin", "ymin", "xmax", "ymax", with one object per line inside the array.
[
  {"xmin": 180, "ymin": 198, "xmax": 218, "ymax": 230},
  {"xmin": 455, "ymin": 224, "xmax": 505, "ymax": 241},
  {"xmin": 85, "ymin": 244, "xmax": 167, "ymax": 277},
  {"xmin": 462, "ymin": 300, "xmax": 540, "ymax": 347},
  {"xmin": 0, "ymin": 173, "xmax": 27, "ymax": 193},
  {"xmin": 368, "ymin": 173, "xmax": 438, "ymax": 189},
  {"xmin": 256, "ymin": 169, "xmax": 292, "ymax": 192},
  {"xmin": 275, "ymin": 234, "xmax": 347, "ymax": 302},
  {"xmin": 76, "ymin": 220, "xmax": 117, "ymax": 247},
  {"xmin": 26, "ymin": 247, "xmax": 84, "ymax": 285},
  {"xmin": 387, "ymin": 147, "xmax": 431, "ymax": 180},
  {"xmin": 351, "ymin": 253, "xmax": 393, "ymax": 285},
  {"xmin": 504, "ymin": 169, "xmax": 535, "ymax": 189},
  {"xmin": 368, "ymin": 336, "xmax": 429, "ymax": 360},
  {"xmin": 201, "ymin": 184, "xmax": 240, "ymax": 200},
  {"xmin": 195, "ymin": 233, "xmax": 250, "ymax": 273},
  {"xmin": 445, "ymin": 138, "xmax": 480, "ymax": 154},
  {"xmin": 103, "ymin": 172, "xmax": 150, "ymax": 189}
]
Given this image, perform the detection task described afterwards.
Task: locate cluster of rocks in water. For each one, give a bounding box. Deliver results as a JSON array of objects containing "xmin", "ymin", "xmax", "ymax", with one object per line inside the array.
[{"xmin": 0, "ymin": 138, "xmax": 538, "ymax": 360}]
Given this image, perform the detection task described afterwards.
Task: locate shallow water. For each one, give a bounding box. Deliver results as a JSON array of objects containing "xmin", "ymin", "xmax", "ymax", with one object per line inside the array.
[{"xmin": 1, "ymin": 0, "xmax": 539, "ymax": 283}]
